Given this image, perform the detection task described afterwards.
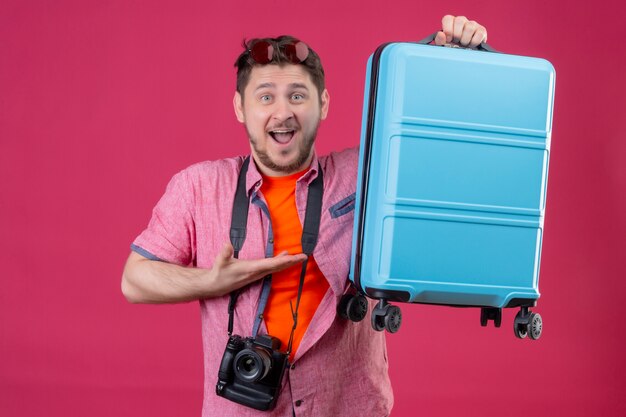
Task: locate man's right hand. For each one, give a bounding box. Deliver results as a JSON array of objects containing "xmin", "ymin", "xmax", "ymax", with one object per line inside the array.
[
  {"xmin": 206, "ymin": 243, "xmax": 308, "ymax": 297},
  {"xmin": 121, "ymin": 243, "xmax": 307, "ymax": 304}
]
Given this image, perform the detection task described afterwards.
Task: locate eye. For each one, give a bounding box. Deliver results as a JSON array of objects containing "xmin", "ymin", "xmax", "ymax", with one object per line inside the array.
[
  {"xmin": 260, "ymin": 94, "xmax": 272, "ymax": 103},
  {"xmin": 291, "ymin": 93, "xmax": 305, "ymax": 101}
]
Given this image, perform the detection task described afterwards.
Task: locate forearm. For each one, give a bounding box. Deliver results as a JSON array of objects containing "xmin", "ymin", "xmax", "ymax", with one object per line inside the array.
[
  {"xmin": 121, "ymin": 251, "xmax": 217, "ymax": 304},
  {"xmin": 122, "ymin": 244, "xmax": 308, "ymax": 304}
]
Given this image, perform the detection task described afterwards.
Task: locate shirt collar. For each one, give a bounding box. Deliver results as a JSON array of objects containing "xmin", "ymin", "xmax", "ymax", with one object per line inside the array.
[{"xmin": 245, "ymin": 152, "xmax": 321, "ymax": 197}]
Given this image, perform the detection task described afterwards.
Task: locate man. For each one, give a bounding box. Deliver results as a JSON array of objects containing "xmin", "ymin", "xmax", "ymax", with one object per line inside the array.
[{"xmin": 122, "ymin": 15, "xmax": 488, "ymax": 417}]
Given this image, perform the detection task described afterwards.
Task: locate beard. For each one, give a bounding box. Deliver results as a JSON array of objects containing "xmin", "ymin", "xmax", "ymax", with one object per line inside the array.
[{"xmin": 247, "ymin": 123, "xmax": 319, "ymax": 174}]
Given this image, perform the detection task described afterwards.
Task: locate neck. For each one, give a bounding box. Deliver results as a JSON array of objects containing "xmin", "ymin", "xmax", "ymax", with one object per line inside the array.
[{"xmin": 252, "ymin": 152, "xmax": 315, "ymax": 177}]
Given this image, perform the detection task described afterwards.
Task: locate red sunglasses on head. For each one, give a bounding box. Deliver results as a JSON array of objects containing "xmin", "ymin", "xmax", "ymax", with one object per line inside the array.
[{"xmin": 249, "ymin": 40, "xmax": 310, "ymax": 64}]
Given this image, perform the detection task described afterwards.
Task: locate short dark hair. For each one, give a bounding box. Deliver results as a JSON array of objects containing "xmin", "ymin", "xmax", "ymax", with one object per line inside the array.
[{"xmin": 234, "ymin": 35, "xmax": 326, "ymax": 98}]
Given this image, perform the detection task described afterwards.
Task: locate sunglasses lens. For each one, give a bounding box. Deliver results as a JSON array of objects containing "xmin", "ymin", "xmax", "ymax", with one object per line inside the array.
[
  {"xmin": 284, "ymin": 41, "xmax": 309, "ymax": 64},
  {"xmin": 250, "ymin": 40, "xmax": 309, "ymax": 64},
  {"xmin": 250, "ymin": 41, "xmax": 274, "ymax": 64}
]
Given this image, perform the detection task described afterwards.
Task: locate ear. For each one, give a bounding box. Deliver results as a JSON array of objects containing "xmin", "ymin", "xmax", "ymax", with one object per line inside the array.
[
  {"xmin": 320, "ymin": 89, "xmax": 330, "ymax": 120},
  {"xmin": 233, "ymin": 91, "xmax": 245, "ymax": 123}
]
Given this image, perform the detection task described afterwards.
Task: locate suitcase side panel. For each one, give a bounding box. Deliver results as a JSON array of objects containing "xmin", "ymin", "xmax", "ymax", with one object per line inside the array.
[
  {"xmin": 376, "ymin": 215, "xmax": 541, "ymax": 306},
  {"xmin": 386, "ymin": 135, "xmax": 549, "ymax": 215},
  {"xmin": 391, "ymin": 44, "xmax": 556, "ymax": 135},
  {"xmin": 349, "ymin": 54, "xmax": 374, "ymax": 286}
]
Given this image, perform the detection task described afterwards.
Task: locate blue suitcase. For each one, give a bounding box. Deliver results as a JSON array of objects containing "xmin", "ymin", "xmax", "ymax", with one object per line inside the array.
[{"xmin": 344, "ymin": 34, "xmax": 556, "ymax": 339}]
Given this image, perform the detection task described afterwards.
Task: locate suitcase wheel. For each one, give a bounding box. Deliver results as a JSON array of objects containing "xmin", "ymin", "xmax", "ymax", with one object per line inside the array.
[
  {"xmin": 338, "ymin": 294, "xmax": 368, "ymax": 322},
  {"xmin": 372, "ymin": 311, "xmax": 386, "ymax": 332},
  {"xmin": 528, "ymin": 312, "xmax": 542, "ymax": 340},
  {"xmin": 513, "ymin": 307, "xmax": 542, "ymax": 340},
  {"xmin": 371, "ymin": 300, "xmax": 402, "ymax": 333},
  {"xmin": 480, "ymin": 308, "xmax": 502, "ymax": 328},
  {"xmin": 384, "ymin": 305, "xmax": 402, "ymax": 333},
  {"xmin": 514, "ymin": 322, "xmax": 528, "ymax": 339}
]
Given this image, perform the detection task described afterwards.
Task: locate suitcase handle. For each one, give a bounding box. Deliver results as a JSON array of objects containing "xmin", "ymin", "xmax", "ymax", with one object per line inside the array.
[{"xmin": 417, "ymin": 31, "xmax": 498, "ymax": 53}]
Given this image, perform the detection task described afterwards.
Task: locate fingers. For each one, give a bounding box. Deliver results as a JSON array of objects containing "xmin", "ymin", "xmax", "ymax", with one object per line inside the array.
[
  {"xmin": 209, "ymin": 245, "xmax": 308, "ymax": 296},
  {"xmin": 259, "ymin": 253, "xmax": 308, "ymax": 274},
  {"xmin": 441, "ymin": 15, "xmax": 454, "ymax": 43},
  {"xmin": 440, "ymin": 15, "xmax": 487, "ymax": 48},
  {"xmin": 453, "ymin": 16, "xmax": 467, "ymax": 43},
  {"xmin": 232, "ymin": 253, "xmax": 308, "ymax": 284},
  {"xmin": 469, "ymin": 26, "xmax": 488, "ymax": 48},
  {"xmin": 460, "ymin": 20, "xmax": 478, "ymax": 45},
  {"xmin": 434, "ymin": 31, "xmax": 447, "ymax": 46}
]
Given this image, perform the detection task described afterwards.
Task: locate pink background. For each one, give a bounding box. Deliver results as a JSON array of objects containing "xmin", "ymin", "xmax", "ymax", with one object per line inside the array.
[{"xmin": 1, "ymin": 0, "xmax": 625, "ymax": 416}]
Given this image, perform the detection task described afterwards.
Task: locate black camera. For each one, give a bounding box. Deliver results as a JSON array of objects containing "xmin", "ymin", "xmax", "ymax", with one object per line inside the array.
[{"xmin": 216, "ymin": 334, "xmax": 290, "ymax": 411}]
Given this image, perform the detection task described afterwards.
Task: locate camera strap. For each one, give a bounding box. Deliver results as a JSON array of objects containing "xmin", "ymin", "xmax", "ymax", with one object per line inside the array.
[
  {"xmin": 227, "ymin": 156, "xmax": 251, "ymax": 336},
  {"xmin": 227, "ymin": 156, "xmax": 324, "ymax": 350}
]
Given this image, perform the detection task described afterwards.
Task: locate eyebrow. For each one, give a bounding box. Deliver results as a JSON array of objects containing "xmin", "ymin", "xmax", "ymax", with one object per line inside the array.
[
  {"xmin": 289, "ymin": 83, "xmax": 309, "ymax": 90},
  {"xmin": 254, "ymin": 82, "xmax": 310, "ymax": 92}
]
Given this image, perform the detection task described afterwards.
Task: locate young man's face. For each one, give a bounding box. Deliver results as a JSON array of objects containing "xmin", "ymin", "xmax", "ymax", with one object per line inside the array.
[{"xmin": 234, "ymin": 64, "xmax": 329, "ymax": 176}]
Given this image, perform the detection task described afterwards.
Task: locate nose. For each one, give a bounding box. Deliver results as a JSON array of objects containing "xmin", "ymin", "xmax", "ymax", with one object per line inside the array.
[{"xmin": 271, "ymin": 97, "xmax": 294, "ymax": 123}]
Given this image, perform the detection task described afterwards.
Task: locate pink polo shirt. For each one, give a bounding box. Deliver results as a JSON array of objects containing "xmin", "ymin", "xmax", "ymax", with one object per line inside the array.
[{"xmin": 132, "ymin": 147, "xmax": 393, "ymax": 417}]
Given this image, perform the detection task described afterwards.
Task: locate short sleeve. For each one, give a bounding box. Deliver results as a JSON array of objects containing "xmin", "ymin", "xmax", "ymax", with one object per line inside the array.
[{"xmin": 131, "ymin": 170, "xmax": 195, "ymax": 265}]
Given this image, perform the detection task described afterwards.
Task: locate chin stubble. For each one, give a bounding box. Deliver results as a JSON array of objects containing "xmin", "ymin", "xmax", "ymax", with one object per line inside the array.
[{"xmin": 247, "ymin": 125, "xmax": 318, "ymax": 174}]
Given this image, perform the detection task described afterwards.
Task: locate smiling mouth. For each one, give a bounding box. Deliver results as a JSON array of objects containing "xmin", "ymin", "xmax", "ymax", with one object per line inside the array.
[{"xmin": 268, "ymin": 129, "xmax": 296, "ymax": 144}]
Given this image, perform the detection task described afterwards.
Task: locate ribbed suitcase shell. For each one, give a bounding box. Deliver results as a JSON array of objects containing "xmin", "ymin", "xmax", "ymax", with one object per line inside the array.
[{"xmin": 349, "ymin": 43, "xmax": 555, "ymax": 309}]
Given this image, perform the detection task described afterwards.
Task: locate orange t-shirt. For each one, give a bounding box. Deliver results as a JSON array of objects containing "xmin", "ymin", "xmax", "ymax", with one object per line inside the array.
[{"xmin": 260, "ymin": 170, "xmax": 329, "ymax": 360}]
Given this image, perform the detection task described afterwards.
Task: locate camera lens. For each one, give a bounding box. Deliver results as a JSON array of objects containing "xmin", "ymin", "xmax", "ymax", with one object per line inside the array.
[{"xmin": 234, "ymin": 348, "xmax": 272, "ymax": 382}]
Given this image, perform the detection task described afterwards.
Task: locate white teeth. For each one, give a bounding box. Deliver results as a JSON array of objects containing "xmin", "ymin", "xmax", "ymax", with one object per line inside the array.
[{"xmin": 269, "ymin": 129, "xmax": 295, "ymax": 144}]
